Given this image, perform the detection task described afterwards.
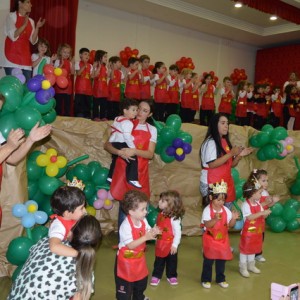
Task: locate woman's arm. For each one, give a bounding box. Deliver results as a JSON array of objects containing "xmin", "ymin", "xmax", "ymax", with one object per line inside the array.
[
  {"xmin": 31, "ymin": 17, "xmax": 45, "ymax": 45},
  {"xmin": 207, "ymin": 146, "xmax": 241, "ymax": 169}
]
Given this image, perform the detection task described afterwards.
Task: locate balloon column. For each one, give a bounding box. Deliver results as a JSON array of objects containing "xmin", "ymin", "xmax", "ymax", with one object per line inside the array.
[
  {"xmin": 249, "ymin": 125, "xmax": 294, "ymax": 161},
  {"xmin": 119, "ymin": 46, "xmax": 140, "ymax": 66},
  {"xmin": 267, "ymin": 199, "xmax": 300, "ymax": 233},
  {"xmin": 175, "ymin": 57, "xmax": 195, "ymax": 72},
  {"xmin": 230, "ymin": 68, "xmax": 247, "ymax": 86},
  {"xmin": 153, "ymin": 114, "xmax": 193, "ymax": 163}
]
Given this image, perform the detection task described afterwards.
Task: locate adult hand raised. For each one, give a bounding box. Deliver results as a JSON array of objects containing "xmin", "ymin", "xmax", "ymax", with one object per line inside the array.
[
  {"xmin": 28, "ymin": 123, "xmax": 51, "ymax": 143},
  {"xmin": 36, "ymin": 18, "xmax": 46, "ymax": 28}
]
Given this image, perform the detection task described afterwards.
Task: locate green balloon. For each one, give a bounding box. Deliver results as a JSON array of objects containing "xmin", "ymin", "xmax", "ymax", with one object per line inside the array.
[
  {"xmin": 83, "ymin": 181, "xmax": 96, "ymax": 199},
  {"xmin": 165, "ymin": 114, "xmax": 182, "ymax": 132},
  {"xmin": 256, "ymin": 132, "xmax": 270, "ymax": 147},
  {"xmin": 87, "ymin": 193, "xmax": 97, "ymax": 207},
  {"xmin": 160, "ymin": 145, "xmax": 175, "ymax": 163},
  {"xmin": 55, "ymin": 166, "xmax": 67, "ymax": 178},
  {"xmin": 31, "ymin": 189, "xmax": 51, "ymax": 206},
  {"xmin": 286, "ymin": 219, "xmax": 300, "ymax": 231},
  {"xmin": 29, "ymin": 98, "xmax": 55, "ymax": 114},
  {"xmin": 39, "ymin": 198, "xmax": 53, "ymax": 216},
  {"xmin": 290, "ymin": 180, "xmax": 300, "ymax": 195},
  {"xmin": 282, "ymin": 206, "xmax": 297, "ymax": 222},
  {"xmin": 38, "ymin": 176, "xmax": 64, "ymax": 195},
  {"xmin": 270, "ymin": 203, "xmax": 284, "ymax": 216},
  {"xmin": 42, "ymin": 108, "xmax": 57, "ymax": 124},
  {"xmin": 0, "ymin": 112, "xmax": 19, "ymax": 139},
  {"xmin": 66, "ymin": 167, "xmax": 75, "ymax": 181},
  {"xmin": 261, "ymin": 124, "xmax": 274, "ymax": 135},
  {"xmin": 269, "ymin": 217, "xmax": 286, "ymax": 233},
  {"xmin": 28, "ymin": 180, "xmax": 39, "ymax": 199},
  {"xmin": 231, "ymin": 168, "xmax": 240, "ymax": 184},
  {"xmin": 235, "ymin": 184, "xmax": 242, "ymax": 200},
  {"xmin": 28, "ymin": 150, "xmax": 43, "ymax": 162},
  {"xmin": 266, "ymin": 215, "xmax": 276, "ymax": 226},
  {"xmin": 155, "ymin": 135, "xmax": 164, "ymax": 154},
  {"xmin": 97, "ymin": 183, "xmax": 111, "ymax": 190},
  {"xmin": 256, "ymin": 148, "xmax": 267, "ymax": 161},
  {"xmin": 88, "ymin": 161, "xmax": 102, "ymax": 176},
  {"xmin": 27, "ymin": 160, "xmax": 44, "ymax": 181},
  {"xmin": 177, "ymin": 130, "xmax": 193, "ymax": 144},
  {"xmin": 160, "ymin": 126, "xmax": 176, "ymax": 144},
  {"xmin": 284, "ymin": 199, "xmax": 300, "ymax": 211},
  {"xmin": 270, "ymin": 126, "xmax": 288, "ymax": 142},
  {"xmin": 249, "ymin": 135, "xmax": 260, "ymax": 148},
  {"xmin": 0, "ymin": 75, "xmax": 23, "ymax": 93},
  {"xmin": 147, "ymin": 210, "xmax": 158, "ymax": 227},
  {"xmin": 21, "ymin": 91, "xmax": 36, "ymax": 107},
  {"xmin": 152, "ymin": 118, "xmax": 165, "ymax": 133},
  {"xmin": 0, "ymin": 77, "xmax": 22, "ymax": 112},
  {"xmin": 12, "ymin": 264, "xmax": 23, "ymax": 282},
  {"xmin": 15, "ymin": 107, "xmax": 42, "ymax": 130},
  {"xmin": 6, "ymin": 237, "xmax": 34, "ymax": 266},
  {"xmin": 148, "ymin": 204, "xmax": 158, "ymax": 215},
  {"xmin": 92, "ymin": 167, "xmax": 109, "ymax": 185},
  {"xmin": 263, "ymin": 144, "xmax": 277, "ymax": 160},
  {"xmin": 74, "ymin": 163, "xmax": 91, "ymax": 182},
  {"xmin": 31, "ymin": 226, "xmax": 49, "ymax": 243}
]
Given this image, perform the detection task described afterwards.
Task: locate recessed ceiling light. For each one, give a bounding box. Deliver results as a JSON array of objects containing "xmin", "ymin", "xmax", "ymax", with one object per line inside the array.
[
  {"xmin": 234, "ymin": 2, "xmax": 243, "ymax": 8},
  {"xmin": 270, "ymin": 15, "xmax": 278, "ymax": 20}
]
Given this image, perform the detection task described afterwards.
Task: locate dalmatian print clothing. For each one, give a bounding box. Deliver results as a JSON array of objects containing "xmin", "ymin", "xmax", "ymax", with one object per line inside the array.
[{"xmin": 7, "ymin": 237, "xmax": 77, "ymax": 300}]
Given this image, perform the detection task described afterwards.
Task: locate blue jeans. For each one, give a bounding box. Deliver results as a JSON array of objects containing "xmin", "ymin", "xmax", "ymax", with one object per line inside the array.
[{"xmin": 4, "ymin": 67, "xmax": 32, "ymax": 83}]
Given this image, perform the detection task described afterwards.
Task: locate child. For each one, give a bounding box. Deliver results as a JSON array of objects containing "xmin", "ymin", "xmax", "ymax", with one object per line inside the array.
[
  {"xmin": 139, "ymin": 55, "xmax": 154, "ymax": 100},
  {"xmin": 239, "ymin": 175, "xmax": 271, "ymax": 278},
  {"xmin": 54, "ymin": 43, "xmax": 75, "ymax": 116},
  {"xmin": 150, "ymin": 190, "xmax": 185, "ymax": 286},
  {"xmin": 235, "ymin": 80, "xmax": 248, "ymax": 126},
  {"xmin": 74, "ymin": 47, "xmax": 93, "ymax": 118},
  {"xmin": 190, "ymin": 72, "xmax": 202, "ymax": 122},
  {"xmin": 49, "ymin": 184, "xmax": 87, "ymax": 257},
  {"xmin": 270, "ymin": 87, "xmax": 284, "ymax": 128},
  {"xmin": 107, "ymin": 98, "xmax": 141, "ymax": 189},
  {"xmin": 250, "ymin": 169, "xmax": 279, "ymax": 262},
  {"xmin": 125, "ymin": 57, "xmax": 142, "ymax": 100},
  {"xmin": 153, "ymin": 61, "xmax": 170, "ymax": 122},
  {"xmin": 167, "ymin": 64, "xmax": 180, "ymax": 118},
  {"xmin": 246, "ymin": 83, "xmax": 255, "ymax": 127},
  {"xmin": 107, "ymin": 56, "xmax": 124, "ymax": 120},
  {"xmin": 180, "ymin": 68, "xmax": 193, "ymax": 122},
  {"xmin": 115, "ymin": 190, "xmax": 161, "ymax": 300},
  {"xmin": 283, "ymin": 84, "xmax": 298, "ymax": 130},
  {"xmin": 31, "ymin": 38, "xmax": 56, "ymax": 77},
  {"xmin": 92, "ymin": 49, "xmax": 109, "ymax": 120},
  {"xmin": 218, "ymin": 77, "xmax": 234, "ymax": 120},
  {"xmin": 253, "ymin": 84, "xmax": 267, "ymax": 130},
  {"xmin": 201, "ymin": 181, "xmax": 239, "ymax": 289}
]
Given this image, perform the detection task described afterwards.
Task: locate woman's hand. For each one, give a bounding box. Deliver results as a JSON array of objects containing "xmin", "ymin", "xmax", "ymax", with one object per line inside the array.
[
  {"xmin": 28, "ymin": 123, "xmax": 51, "ymax": 143},
  {"xmin": 36, "ymin": 18, "xmax": 46, "ymax": 29},
  {"xmin": 230, "ymin": 146, "xmax": 243, "ymax": 157},
  {"xmin": 239, "ymin": 147, "xmax": 254, "ymax": 157},
  {"xmin": 7, "ymin": 128, "xmax": 25, "ymax": 150},
  {"xmin": 119, "ymin": 148, "xmax": 136, "ymax": 161}
]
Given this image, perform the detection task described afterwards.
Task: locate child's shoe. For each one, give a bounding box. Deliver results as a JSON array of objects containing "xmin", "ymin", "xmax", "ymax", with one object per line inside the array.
[
  {"xmin": 218, "ymin": 281, "xmax": 229, "ymax": 288},
  {"xmin": 248, "ymin": 261, "xmax": 261, "ymax": 274},
  {"xmin": 202, "ymin": 282, "xmax": 211, "ymax": 289},
  {"xmin": 167, "ymin": 277, "xmax": 178, "ymax": 285},
  {"xmin": 150, "ymin": 277, "xmax": 160, "ymax": 286},
  {"xmin": 239, "ymin": 262, "xmax": 250, "ymax": 278},
  {"xmin": 144, "ymin": 297, "xmax": 150, "ymax": 300},
  {"xmin": 255, "ymin": 255, "xmax": 266, "ymax": 262},
  {"xmin": 128, "ymin": 180, "xmax": 142, "ymax": 188}
]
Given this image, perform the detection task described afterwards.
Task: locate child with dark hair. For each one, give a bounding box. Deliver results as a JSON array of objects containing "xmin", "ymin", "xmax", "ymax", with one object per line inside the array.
[
  {"xmin": 150, "ymin": 190, "xmax": 185, "ymax": 286},
  {"xmin": 49, "ymin": 185, "xmax": 87, "ymax": 257},
  {"xmin": 201, "ymin": 181, "xmax": 239, "ymax": 289},
  {"xmin": 239, "ymin": 173, "xmax": 271, "ymax": 278},
  {"xmin": 115, "ymin": 190, "xmax": 161, "ymax": 300},
  {"xmin": 139, "ymin": 54, "xmax": 154, "ymax": 100},
  {"xmin": 167, "ymin": 64, "xmax": 180, "ymax": 118},
  {"xmin": 218, "ymin": 77, "xmax": 234, "ymax": 119},
  {"xmin": 107, "ymin": 98, "xmax": 141, "ymax": 188},
  {"xmin": 125, "ymin": 57, "xmax": 142, "ymax": 100},
  {"xmin": 270, "ymin": 86, "xmax": 284, "ymax": 128}
]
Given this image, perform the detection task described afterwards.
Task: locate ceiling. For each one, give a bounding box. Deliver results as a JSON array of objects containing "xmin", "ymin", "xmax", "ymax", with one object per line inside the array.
[{"xmin": 85, "ymin": 0, "xmax": 300, "ymax": 48}]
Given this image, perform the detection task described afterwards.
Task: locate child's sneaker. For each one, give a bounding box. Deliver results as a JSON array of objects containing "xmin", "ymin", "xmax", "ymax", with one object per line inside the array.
[
  {"xmin": 218, "ymin": 281, "xmax": 229, "ymax": 288},
  {"xmin": 202, "ymin": 282, "xmax": 211, "ymax": 289},
  {"xmin": 128, "ymin": 180, "xmax": 142, "ymax": 188},
  {"xmin": 255, "ymin": 255, "xmax": 266, "ymax": 262},
  {"xmin": 167, "ymin": 277, "xmax": 178, "ymax": 285},
  {"xmin": 150, "ymin": 277, "xmax": 160, "ymax": 286}
]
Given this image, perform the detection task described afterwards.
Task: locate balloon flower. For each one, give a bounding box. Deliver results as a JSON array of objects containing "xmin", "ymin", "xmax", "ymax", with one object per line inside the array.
[
  {"xmin": 93, "ymin": 189, "xmax": 114, "ymax": 210},
  {"xmin": 166, "ymin": 138, "xmax": 192, "ymax": 162},
  {"xmin": 175, "ymin": 57, "xmax": 195, "ymax": 72},
  {"xmin": 43, "ymin": 62, "xmax": 69, "ymax": 90},
  {"xmin": 119, "ymin": 46, "xmax": 139, "ymax": 66},
  {"xmin": 230, "ymin": 68, "xmax": 247, "ymax": 86}
]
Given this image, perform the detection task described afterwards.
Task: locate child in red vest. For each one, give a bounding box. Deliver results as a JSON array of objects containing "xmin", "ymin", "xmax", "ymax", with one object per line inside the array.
[
  {"xmin": 150, "ymin": 190, "xmax": 185, "ymax": 286},
  {"xmin": 201, "ymin": 181, "xmax": 239, "ymax": 289},
  {"xmin": 218, "ymin": 77, "xmax": 234, "ymax": 120},
  {"xmin": 115, "ymin": 190, "xmax": 161, "ymax": 300},
  {"xmin": 139, "ymin": 54, "xmax": 154, "ymax": 100},
  {"xmin": 125, "ymin": 57, "xmax": 142, "ymax": 100},
  {"xmin": 239, "ymin": 175, "xmax": 271, "ymax": 278},
  {"xmin": 235, "ymin": 80, "xmax": 249, "ymax": 126},
  {"xmin": 166, "ymin": 64, "xmax": 180, "ymax": 118},
  {"xmin": 74, "ymin": 48, "xmax": 93, "ymax": 118},
  {"xmin": 180, "ymin": 68, "xmax": 193, "ymax": 122},
  {"xmin": 270, "ymin": 87, "xmax": 284, "ymax": 128}
]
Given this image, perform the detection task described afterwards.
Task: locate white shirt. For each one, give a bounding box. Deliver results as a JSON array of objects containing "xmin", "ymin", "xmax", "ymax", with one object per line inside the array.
[
  {"xmin": 169, "ymin": 217, "xmax": 182, "ymax": 249},
  {"xmin": 31, "ymin": 53, "xmax": 51, "ymax": 77},
  {"xmin": 201, "ymin": 204, "xmax": 232, "ymax": 230},
  {"xmin": 200, "ymin": 138, "xmax": 217, "ymax": 184},
  {"xmin": 48, "ymin": 218, "xmax": 66, "ymax": 241},
  {"xmin": 241, "ymin": 200, "xmax": 263, "ymax": 221}
]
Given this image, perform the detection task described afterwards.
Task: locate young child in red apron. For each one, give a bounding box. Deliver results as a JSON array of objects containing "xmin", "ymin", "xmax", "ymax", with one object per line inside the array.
[
  {"xmin": 270, "ymin": 87, "xmax": 284, "ymax": 128},
  {"xmin": 166, "ymin": 64, "xmax": 180, "ymax": 118},
  {"xmin": 201, "ymin": 181, "xmax": 239, "ymax": 289},
  {"xmin": 218, "ymin": 77, "xmax": 234, "ymax": 119},
  {"xmin": 239, "ymin": 175, "xmax": 271, "ymax": 278},
  {"xmin": 139, "ymin": 55, "xmax": 154, "ymax": 100},
  {"xmin": 235, "ymin": 81, "xmax": 248, "ymax": 126},
  {"xmin": 150, "ymin": 191, "xmax": 185, "ymax": 286},
  {"xmin": 125, "ymin": 57, "xmax": 142, "ymax": 100},
  {"xmin": 115, "ymin": 190, "xmax": 161, "ymax": 300}
]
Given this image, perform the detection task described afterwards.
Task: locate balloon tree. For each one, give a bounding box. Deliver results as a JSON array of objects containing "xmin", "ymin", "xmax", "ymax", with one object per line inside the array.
[
  {"xmin": 230, "ymin": 68, "xmax": 247, "ymax": 86},
  {"xmin": 153, "ymin": 114, "xmax": 193, "ymax": 163},
  {"xmin": 249, "ymin": 124, "xmax": 294, "ymax": 161},
  {"xmin": 202, "ymin": 71, "xmax": 218, "ymax": 85},
  {"xmin": 175, "ymin": 57, "xmax": 195, "ymax": 72}
]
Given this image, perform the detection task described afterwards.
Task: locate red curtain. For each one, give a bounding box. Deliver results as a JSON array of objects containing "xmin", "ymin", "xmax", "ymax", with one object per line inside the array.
[
  {"xmin": 255, "ymin": 45, "xmax": 300, "ymax": 89},
  {"xmin": 233, "ymin": 0, "xmax": 300, "ymax": 25}
]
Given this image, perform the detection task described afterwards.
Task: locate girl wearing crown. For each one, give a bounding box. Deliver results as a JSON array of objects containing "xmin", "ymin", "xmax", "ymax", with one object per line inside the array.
[
  {"xmin": 239, "ymin": 175, "xmax": 271, "ymax": 278},
  {"xmin": 200, "ymin": 181, "xmax": 239, "ymax": 289}
]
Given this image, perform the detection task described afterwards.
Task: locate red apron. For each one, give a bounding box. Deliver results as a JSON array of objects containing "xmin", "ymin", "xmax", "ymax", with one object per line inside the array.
[
  {"xmin": 218, "ymin": 89, "xmax": 233, "ymax": 114},
  {"xmin": 5, "ymin": 12, "xmax": 32, "ymax": 66},
  {"xmin": 255, "ymin": 94, "xmax": 269, "ymax": 118},
  {"xmin": 201, "ymin": 84, "xmax": 215, "ymax": 110},
  {"xmin": 272, "ymin": 96, "xmax": 283, "ymax": 118},
  {"xmin": 154, "ymin": 74, "xmax": 170, "ymax": 103},
  {"xmin": 236, "ymin": 93, "xmax": 247, "ymax": 117},
  {"xmin": 108, "ymin": 70, "xmax": 122, "ymax": 102},
  {"xmin": 0, "ymin": 163, "xmax": 2, "ymax": 228},
  {"xmin": 140, "ymin": 69, "xmax": 152, "ymax": 100},
  {"xmin": 74, "ymin": 62, "xmax": 92, "ymax": 95},
  {"xmin": 110, "ymin": 120, "xmax": 151, "ymax": 200},
  {"xmin": 55, "ymin": 59, "xmax": 73, "ymax": 95},
  {"xmin": 50, "ymin": 214, "xmax": 76, "ymax": 240},
  {"xmin": 168, "ymin": 77, "xmax": 179, "ymax": 104},
  {"xmin": 125, "ymin": 69, "xmax": 140, "ymax": 100},
  {"xmin": 155, "ymin": 213, "xmax": 174, "ymax": 257},
  {"xmin": 93, "ymin": 64, "xmax": 108, "ymax": 98},
  {"xmin": 117, "ymin": 216, "xmax": 148, "ymax": 282},
  {"xmin": 239, "ymin": 200, "xmax": 264, "ymax": 255},
  {"xmin": 202, "ymin": 204, "xmax": 232, "ymax": 260},
  {"xmin": 191, "ymin": 89, "xmax": 199, "ymax": 111},
  {"xmin": 180, "ymin": 80, "xmax": 193, "ymax": 109},
  {"xmin": 205, "ymin": 139, "xmax": 235, "ymax": 202}
]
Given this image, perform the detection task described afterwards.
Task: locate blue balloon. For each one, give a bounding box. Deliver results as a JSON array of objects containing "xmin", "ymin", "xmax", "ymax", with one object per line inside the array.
[
  {"xmin": 172, "ymin": 138, "xmax": 184, "ymax": 148},
  {"xmin": 27, "ymin": 78, "xmax": 41, "ymax": 92},
  {"xmin": 25, "ymin": 200, "xmax": 38, "ymax": 209},
  {"xmin": 182, "ymin": 142, "xmax": 192, "ymax": 154},
  {"xmin": 233, "ymin": 219, "xmax": 244, "ymax": 230},
  {"xmin": 12, "ymin": 204, "xmax": 27, "ymax": 218},
  {"xmin": 166, "ymin": 146, "xmax": 176, "ymax": 156},
  {"xmin": 175, "ymin": 153, "xmax": 185, "ymax": 161},
  {"xmin": 35, "ymin": 89, "xmax": 51, "ymax": 104},
  {"xmin": 34, "ymin": 211, "xmax": 48, "ymax": 224},
  {"xmin": 21, "ymin": 214, "xmax": 36, "ymax": 228},
  {"xmin": 34, "ymin": 75, "xmax": 45, "ymax": 82},
  {"xmin": 48, "ymin": 87, "xmax": 55, "ymax": 98}
]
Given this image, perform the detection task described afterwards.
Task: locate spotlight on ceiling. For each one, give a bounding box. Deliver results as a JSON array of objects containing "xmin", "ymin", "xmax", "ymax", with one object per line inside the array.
[
  {"xmin": 234, "ymin": 2, "xmax": 243, "ymax": 8},
  {"xmin": 270, "ymin": 15, "xmax": 278, "ymax": 21}
]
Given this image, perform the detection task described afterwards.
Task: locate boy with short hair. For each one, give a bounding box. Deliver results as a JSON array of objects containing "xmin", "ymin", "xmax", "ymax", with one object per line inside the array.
[{"xmin": 125, "ymin": 57, "xmax": 142, "ymax": 100}]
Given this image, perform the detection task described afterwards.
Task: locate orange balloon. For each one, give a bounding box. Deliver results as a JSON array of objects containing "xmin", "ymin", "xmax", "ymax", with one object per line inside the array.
[
  {"xmin": 56, "ymin": 76, "xmax": 68, "ymax": 89},
  {"xmin": 45, "ymin": 74, "xmax": 56, "ymax": 86},
  {"xmin": 43, "ymin": 64, "xmax": 54, "ymax": 75}
]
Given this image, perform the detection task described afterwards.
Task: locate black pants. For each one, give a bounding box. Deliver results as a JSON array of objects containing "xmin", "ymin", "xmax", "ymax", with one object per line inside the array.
[
  {"xmin": 201, "ymin": 255, "xmax": 226, "ymax": 283},
  {"xmin": 236, "ymin": 116, "xmax": 248, "ymax": 126},
  {"xmin": 247, "ymin": 112, "xmax": 254, "ymax": 127},
  {"xmin": 283, "ymin": 106, "xmax": 291, "ymax": 129},
  {"xmin": 107, "ymin": 101, "xmax": 120, "ymax": 120},
  {"xmin": 93, "ymin": 97, "xmax": 108, "ymax": 119},
  {"xmin": 270, "ymin": 113, "xmax": 280, "ymax": 128},
  {"xmin": 154, "ymin": 102, "xmax": 166, "ymax": 122},
  {"xmin": 180, "ymin": 107, "xmax": 195, "ymax": 123},
  {"xmin": 200, "ymin": 109, "xmax": 214, "ymax": 126},
  {"xmin": 165, "ymin": 104, "xmax": 178, "ymax": 119},
  {"xmin": 55, "ymin": 93, "xmax": 71, "ymax": 116},
  {"xmin": 115, "ymin": 257, "xmax": 148, "ymax": 300},
  {"xmin": 108, "ymin": 142, "xmax": 138, "ymax": 182},
  {"xmin": 152, "ymin": 252, "xmax": 178, "ymax": 279},
  {"xmin": 74, "ymin": 94, "xmax": 91, "ymax": 118},
  {"xmin": 253, "ymin": 115, "xmax": 266, "ymax": 130}
]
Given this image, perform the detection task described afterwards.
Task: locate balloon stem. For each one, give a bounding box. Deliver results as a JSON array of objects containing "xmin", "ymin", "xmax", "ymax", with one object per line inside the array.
[
  {"xmin": 67, "ymin": 154, "xmax": 89, "ymax": 167},
  {"xmin": 233, "ymin": 200, "xmax": 243, "ymax": 220},
  {"xmin": 296, "ymin": 214, "xmax": 300, "ymax": 218},
  {"xmin": 294, "ymin": 156, "xmax": 300, "ymax": 171},
  {"xmin": 26, "ymin": 228, "xmax": 32, "ymax": 240}
]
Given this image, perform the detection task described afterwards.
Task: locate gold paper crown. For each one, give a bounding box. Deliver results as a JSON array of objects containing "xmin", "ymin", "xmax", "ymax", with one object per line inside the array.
[
  {"xmin": 244, "ymin": 175, "xmax": 261, "ymax": 191},
  {"xmin": 67, "ymin": 176, "xmax": 85, "ymax": 191},
  {"xmin": 209, "ymin": 180, "xmax": 228, "ymax": 194}
]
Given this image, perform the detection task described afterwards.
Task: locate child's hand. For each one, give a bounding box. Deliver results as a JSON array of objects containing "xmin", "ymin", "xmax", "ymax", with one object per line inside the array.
[
  {"xmin": 170, "ymin": 246, "xmax": 177, "ymax": 255},
  {"xmin": 262, "ymin": 209, "xmax": 271, "ymax": 217},
  {"xmin": 145, "ymin": 228, "xmax": 158, "ymax": 241},
  {"xmin": 51, "ymin": 54, "xmax": 57, "ymax": 61},
  {"xmin": 272, "ymin": 195, "xmax": 280, "ymax": 203},
  {"xmin": 232, "ymin": 210, "xmax": 240, "ymax": 220},
  {"xmin": 152, "ymin": 225, "xmax": 162, "ymax": 236}
]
